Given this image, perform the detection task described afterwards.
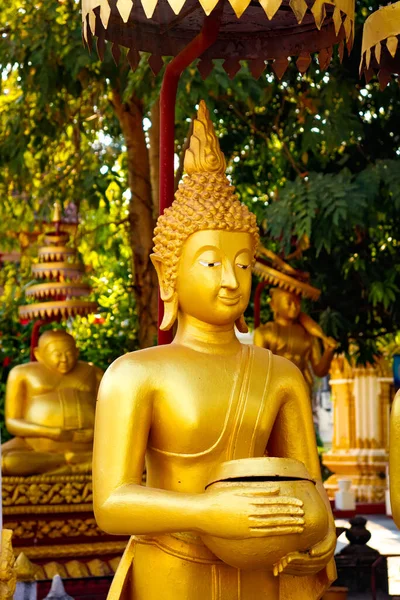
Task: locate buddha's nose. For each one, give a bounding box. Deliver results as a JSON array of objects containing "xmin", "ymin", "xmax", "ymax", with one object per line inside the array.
[{"xmin": 221, "ymin": 262, "xmax": 239, "ymax": 290}]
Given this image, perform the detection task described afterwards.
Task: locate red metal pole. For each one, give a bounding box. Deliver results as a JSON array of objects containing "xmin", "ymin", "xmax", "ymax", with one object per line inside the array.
[
  {"xmin": 157, "ymin": 4, "xmax": 223, "ymax": 345},
  {"xmin": 254, "ymin": 280, "xmax": 270, "ymax": 329},
  {"xmin": 30, "ymin": 320, "xmax": 46, "ymax": 361}
]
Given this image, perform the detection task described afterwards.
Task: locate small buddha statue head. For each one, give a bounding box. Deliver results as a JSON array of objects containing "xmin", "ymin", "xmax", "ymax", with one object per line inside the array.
[
  {"xmin": 270, "ymin": 288, "xmax": 301, "ymax": 322},
  {"xmin": 151, "ymin": 101, "xmax": 259, "ymax": 333},
  {"xmin": 34, "ymin": 330, "xmax": 79, "ymax": 374}
]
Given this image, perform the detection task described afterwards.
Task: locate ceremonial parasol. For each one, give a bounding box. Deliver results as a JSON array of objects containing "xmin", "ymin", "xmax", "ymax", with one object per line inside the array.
[
  {"xmin": 252, "ymin": 244, "xmax": 320, "ymax": 327},
  {"xmin": 360, "ymin": 2, "xmax": 400, "ymax": 89},
  {"xmin": 81, "ymin": 0, "xmax": 354, "ymax": 342}
]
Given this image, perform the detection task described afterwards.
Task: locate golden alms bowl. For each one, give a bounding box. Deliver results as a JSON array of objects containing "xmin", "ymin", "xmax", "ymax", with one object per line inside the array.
[{"xmin": 201, "ymin": 457, "xmax": 329, "ymax": 570}]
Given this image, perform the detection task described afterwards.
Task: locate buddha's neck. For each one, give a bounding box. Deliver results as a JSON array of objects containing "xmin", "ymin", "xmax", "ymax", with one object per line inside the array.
[{"xmin": 173, "ymin": 313, "xmax": 241, "ymax": 355}]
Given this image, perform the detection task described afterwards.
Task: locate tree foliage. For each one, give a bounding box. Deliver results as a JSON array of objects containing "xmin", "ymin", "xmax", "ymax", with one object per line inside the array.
[{"xmin": 0, "ymin": 0, "xmax": 399, "ymax": 369}]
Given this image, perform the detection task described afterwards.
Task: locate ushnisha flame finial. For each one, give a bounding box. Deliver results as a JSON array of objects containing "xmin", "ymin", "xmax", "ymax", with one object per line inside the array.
[{"xmin": 184, "ymin": 100, "xmax": 226, "ymax": 177}]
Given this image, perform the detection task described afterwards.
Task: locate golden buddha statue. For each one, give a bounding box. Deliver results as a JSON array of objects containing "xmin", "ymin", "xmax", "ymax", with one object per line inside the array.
[
  {"xmin": 254, "ymin": 287, "xmax": 337, "ymax": 392},
  {"xmin": 390, "ymin": 389, "xmax": 400, "ymax": 527},
  {"xmin": 93, "ymin": 101, "xmax": 336, "ymax": 600},
  {"xmin": 2, "ymin": 329, "xmax": 103, "ymax": 475}
]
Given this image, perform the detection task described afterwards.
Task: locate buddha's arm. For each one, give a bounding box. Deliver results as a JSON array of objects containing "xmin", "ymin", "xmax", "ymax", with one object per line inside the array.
[
  {"xmin": 5, "ymin": 368, "xmax": 63, "ymax": 439},
  {"xmin": 93, "ymin": 357, "xmax": 210, "ymax": 536},
  {"xmin": 390, "ymin": 391, "xmax": 400, "ymax": 528},
  {"xmin": 310, "ymin": 337, "xmax": 335, "ymax": 378},
  {"xmin": 267, "ymin": 357, "xmax": 335, "ymax": 534}
]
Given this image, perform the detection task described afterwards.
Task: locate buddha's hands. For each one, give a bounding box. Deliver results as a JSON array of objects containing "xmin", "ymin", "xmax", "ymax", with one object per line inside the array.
[
  {"xmin": 323, "ymin": 336, "xmax": 338, "ymax": 351},
  {"xmin": 200, "ymin": 486, "xmax": 305, "ymax": 540},
  {"xmin": 273, "ymin": 523, "xmax": 336, "ymax": 577},
  {"xmin": 46, "ymin": 427, "xmax": 74, "ymax": 442}
]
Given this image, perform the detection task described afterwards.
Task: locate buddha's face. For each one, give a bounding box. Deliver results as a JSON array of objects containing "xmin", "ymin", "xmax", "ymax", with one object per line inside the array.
[
  {"xmin": 271, "ymin": 289, "xmax": 301, "ymax": 321},
  {"xmin": 176, "ymin": 230, "xmax": 253, "ymax": 327},
  {"xmin": 36, "ymin": 338, "xmax": 79, "ymax": 374}
]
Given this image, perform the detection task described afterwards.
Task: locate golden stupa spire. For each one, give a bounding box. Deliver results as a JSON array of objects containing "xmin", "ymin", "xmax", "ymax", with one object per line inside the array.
[{"xmin": 184, "ymin": 100, "xmax": 226, "ymax": 177}]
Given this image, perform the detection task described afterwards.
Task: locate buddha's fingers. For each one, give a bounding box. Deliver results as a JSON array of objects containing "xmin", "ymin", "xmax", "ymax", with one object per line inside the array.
[
  {"xmin": 249, "ymin": 516, "xmax": 305, "ymax": 527},
  {"xmin": 250, "ymin": 526, "xmax": 304, "ymax": 538},
  {"xmin": 277, "ymin": 563, "xmax": 329, "ymax": 576},
  {"xmin": 250, "ymin": 505, "xmax": 304, "ymax": 516},
  {"xmin": 237, "ymin": 487, "xmax": 280, "ymax": 498},
  {"xmin": 249, "ymin": 496, "xmax": 303, "ymax": 507}
]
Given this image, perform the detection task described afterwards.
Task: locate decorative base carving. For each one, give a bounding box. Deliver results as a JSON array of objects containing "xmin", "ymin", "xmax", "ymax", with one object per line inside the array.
[
  {"xmin": 2, "ymin": 474, "xmax": 128, "ymax": 578},
  {"xmin": 3, "ymin": 474, "xmax": 93, "ymax": 512}
]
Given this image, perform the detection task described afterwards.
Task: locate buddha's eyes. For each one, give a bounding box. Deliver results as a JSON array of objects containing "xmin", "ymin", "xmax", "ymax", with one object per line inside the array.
[
  {"xmin": 237, "ymin": 263, "xmax": 250, "ymax": 270},
  {"xmin": 199, "ymin": 260, "xmax": 222, "ymax": 268}
]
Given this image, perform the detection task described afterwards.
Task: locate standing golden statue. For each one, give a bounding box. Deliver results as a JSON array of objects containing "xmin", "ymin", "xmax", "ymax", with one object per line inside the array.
[
  {"xmin": 2, "ymin": 330, "xmax": 103, "ymax": 475},
  {"xmin": 93, "ymin": 101, "xmax": 336, "ymax": 600},
  {"xmin": 253, "ymin": 256, "xmax": 337, "ymax": 392},
  {"xmin": 390, "ymin": 389, "xmax": 400, "ymax": 527}
]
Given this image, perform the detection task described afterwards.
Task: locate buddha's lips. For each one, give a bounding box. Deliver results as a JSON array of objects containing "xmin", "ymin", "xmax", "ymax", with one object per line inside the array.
[{"xmin": 218, "ymin": 294, "xmax": 241, "ymax": 305}]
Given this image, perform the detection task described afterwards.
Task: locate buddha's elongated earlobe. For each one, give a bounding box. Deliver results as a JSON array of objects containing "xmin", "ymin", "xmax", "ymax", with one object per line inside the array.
[
  {"xmin": 150, "ymin": 254, "xmax": 179, "ymax": 331},
  {"xmin": 160, "ymin": 293, "xmax": 178, "ymax": 331},
  {"xmin": 235, "ymin": 314, "xmax": 248, "ymax": 334}
]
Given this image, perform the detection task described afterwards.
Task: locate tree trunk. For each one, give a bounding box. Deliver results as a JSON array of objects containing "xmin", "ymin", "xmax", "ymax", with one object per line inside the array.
[
  {"xmin": 111, "ymin": 89, "xmax": 158, "ymax": 349},
  {"xmin": 148, "ymin": 99, "xmax": 160, "ymax": 216}
]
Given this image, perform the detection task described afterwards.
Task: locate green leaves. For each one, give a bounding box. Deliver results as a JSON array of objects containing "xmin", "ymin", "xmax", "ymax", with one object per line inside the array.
[{"xmin": 265, "ymin": 169, "xmax": 369, "ymax": 255}]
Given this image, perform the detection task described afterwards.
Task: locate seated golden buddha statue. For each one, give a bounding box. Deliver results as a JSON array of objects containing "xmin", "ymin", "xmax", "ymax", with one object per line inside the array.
[
  {"xmin": 93, "ymin": 101, "xmax": 336, "ymax": 600},
  {"xmin": 2, "ymin": 329, "xmax": 103, "ymax": 475},
  {"xmin": 254, "ymin": 287, "xmax": 337, "ymax": 392}
]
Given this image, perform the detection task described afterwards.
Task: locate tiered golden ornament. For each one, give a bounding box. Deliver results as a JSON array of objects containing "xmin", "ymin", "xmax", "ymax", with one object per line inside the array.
[{"xmin": 19, "ymin": 205, "xmax": 97, "ymax": 322}]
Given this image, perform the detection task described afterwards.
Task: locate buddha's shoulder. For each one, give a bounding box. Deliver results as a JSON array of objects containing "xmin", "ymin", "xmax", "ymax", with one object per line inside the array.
[
  {"xmin": 103, "ymin": 345, "xmax": 173, "ymax": 379},
  {"xmin": 252, "ymin": 344, "xmax": 300, "ymax": 371},
  {"xmin": 8, "ymin": 361, "xmax": 43, "ymax": 378}
]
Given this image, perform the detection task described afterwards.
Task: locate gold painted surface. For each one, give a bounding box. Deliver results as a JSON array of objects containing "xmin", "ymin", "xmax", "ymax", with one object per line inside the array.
[
  {"xmin": 254, "ymin": 287, "xmax": 337, "ymax": 392},
  {"xmin": 14, "ymin": 541, "xmax": 127, "ymax": 561},
  {"xmin": 390, "ymin": 390, "xmax": 400, "ymax": 527},
  {"xmin": 20, "ymin": 206, "xmax": 97, "ymax": 321},
  {"xmin": 0, "ymin": 530, "xmax": 17, "ymax": 600},
  {"xmin": 10, "ymin": 555, "xmax": 118, "ymax": 581},
  {"xmin": 19, "ymin": 300, "xmax": 98, "ymax": 320},
  {"xmin": 323, "ymin": 355, "xmax": 392, "ymax": 503},
  {"xmin": 2, "ymin": 330, "xmax": 103, "ymax": 476},
  {"xmin": 93, "ymin": 101, "xmax": 336, "ymax": 600},
  {"xmin": 82, "ymin": 0, "xmax": 354, "ymax": 34},
  {"xmin": 253, "ymin": 261, "xmax": 320, "ymax": 301},
  {"xmin": 81, "ymin": 0, "xmax": 354, "ymax": 79},
  {"xmin": 14, "ymin": 553, "xmax": 40, "ymax": 582},
  {"xmin": 6, "ymin": 518, "xmax": 102, "ymax": 541}
]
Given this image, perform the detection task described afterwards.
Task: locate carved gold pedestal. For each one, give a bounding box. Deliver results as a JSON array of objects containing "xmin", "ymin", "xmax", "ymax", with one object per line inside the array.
[
  {"xmin": 2, "ymin": 474, "xmax": 127, "ymax": 571},
  {"xmin": 323, "ymin": 357, "xmax": 393, "ymax": 503}
]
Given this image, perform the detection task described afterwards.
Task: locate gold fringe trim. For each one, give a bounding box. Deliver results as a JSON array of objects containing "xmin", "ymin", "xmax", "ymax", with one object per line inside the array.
[
  {"xmin": 253, "ymin": 261, "xmax": 321, "ymax": 300},
  {"xmin": 19, "ymin": 301, "xmax": 98, "ymax": 320},
  {"xmin": 82, "ymin": 0, "xmax": 354, "ymax": 43},
  {"xmin": 31, "ymin": 262, "xmax": 84, "ymax": 280},
  {"xmin": 360, "ymin": 2, "xmax": 400, "ymax": 75},
  {"xmin": 25, "ymin": 283, "xmax": 91, "ymax": 299},
  {"xmin": 14, "ymin": 541, "xmax": 127, "ymax": 561}
]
